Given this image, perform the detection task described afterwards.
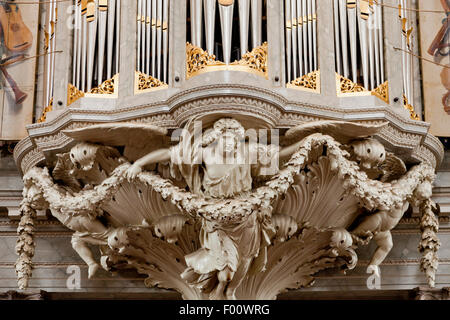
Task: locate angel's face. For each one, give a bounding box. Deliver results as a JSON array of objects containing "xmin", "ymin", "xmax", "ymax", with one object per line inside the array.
[
  {"xmin": 70, "ymin": 143, "xmax": 98, "ymax": 171},
  {"xmin": 350, "ymin": 138, "xmax": 386, "ymax": 169}
]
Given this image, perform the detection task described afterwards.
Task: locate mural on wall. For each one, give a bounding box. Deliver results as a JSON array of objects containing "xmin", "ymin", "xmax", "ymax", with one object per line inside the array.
[
  {"xmin": 420, "ymin": 0, "xmax": 450, "ymax": 137},
  {"xmin": 0, "ymin": 1, "xmax": 38, "ymax": 140}
]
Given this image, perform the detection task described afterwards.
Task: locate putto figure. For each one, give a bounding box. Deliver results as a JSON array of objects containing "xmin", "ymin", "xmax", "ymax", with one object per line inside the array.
[{"xmin": 125, "ymin": 118, "xmax": 286, "ymax": 198}]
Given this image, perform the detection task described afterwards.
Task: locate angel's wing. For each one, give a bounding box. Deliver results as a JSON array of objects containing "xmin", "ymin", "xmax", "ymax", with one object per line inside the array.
[
  {"xmin": 63, "ymin": 123, "xmax": 170, "ymax": 162},
  {"xmin": 283, "ymin": 121, "xmax": 388, "ymax": 146},
  {"xmin": 52, "ymin": 153, "xmax": 81, "ymax": 191},
  {"xmin": 380, "ymin": 153, "xmax": 407, "ymax": 182}
]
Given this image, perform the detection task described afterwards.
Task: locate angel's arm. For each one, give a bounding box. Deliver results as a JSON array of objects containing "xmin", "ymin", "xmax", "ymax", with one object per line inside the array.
[
  {"xmin": 133, "ymin": 148, "xmax": 171, "ymax": 167},
  {"xmin": 125, "ymin": 148, "xmax": 171, "ymax": 180}
]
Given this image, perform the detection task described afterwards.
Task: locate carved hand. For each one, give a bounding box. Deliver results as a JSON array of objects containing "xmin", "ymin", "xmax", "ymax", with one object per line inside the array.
[{"xmin": 124, "ymin": 163, "xmax": 143, "ymax": 181}]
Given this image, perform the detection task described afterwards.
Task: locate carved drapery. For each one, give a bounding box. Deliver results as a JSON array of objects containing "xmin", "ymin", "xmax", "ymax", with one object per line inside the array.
[{"xmin": 15, "ymin": 118, "xmax": 439, "ymax": 299}]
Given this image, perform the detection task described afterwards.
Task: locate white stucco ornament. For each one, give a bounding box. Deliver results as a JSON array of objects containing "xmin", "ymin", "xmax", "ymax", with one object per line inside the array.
[{"xmin": 15, "ymin": 116, "xmax": 439, "ymax": 299}]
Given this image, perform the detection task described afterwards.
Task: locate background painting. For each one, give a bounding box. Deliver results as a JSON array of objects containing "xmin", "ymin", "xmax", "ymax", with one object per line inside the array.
[
  {"xmin": 419, "ymin": 0, "xmax": 450, "ymax": 137},
  {"xmin": 0, "ymin": 1, "xmax": 38, "ymax": 140}
]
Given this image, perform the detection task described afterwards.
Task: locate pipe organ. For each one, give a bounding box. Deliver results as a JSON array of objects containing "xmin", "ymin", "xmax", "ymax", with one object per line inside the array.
[
  {"xmin": 332, "ymin": 0, "xmax": 385, "ymax": 92},
  {"xmin": 398, "ymin": 0, "xmax": 414, "ymax": 105},
  {"xmin": 70, "ymin": 0, "xmax": 121, "ymax": 95},
  {"xmin": 43, "ymin": 1, "xmax": 58, "ymax": 109},
  {"xmin": 37, "ymin": 1, "xmax": 421, "ymax": 121},
  {"xmin": 136, "ymin": 0, "xmax": 170, "ymax": 85},
  {"xmin": 284, "ymin": 0, "xmax": 318, "ymax": 85},
  {"xmin": 187, "ymin": 0, "xmax": 267, "ymax": 65}
]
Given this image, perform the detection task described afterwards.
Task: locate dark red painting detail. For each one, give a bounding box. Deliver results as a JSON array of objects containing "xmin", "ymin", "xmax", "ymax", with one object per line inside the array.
[
  {"xmin": 428, "ymin": 0, "xmax": 450, "ymax": 114},
  {"xmin": 0, "ymin": 0, "xmax": 33, "ymax": 105}
]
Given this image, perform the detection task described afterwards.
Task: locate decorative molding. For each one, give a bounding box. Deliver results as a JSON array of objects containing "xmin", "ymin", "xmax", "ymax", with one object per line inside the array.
[
  {"xmin": 13, "ymin": 84, "xmax": 444, "ymax": 175},
  {"xmin": 413, "ymin": 287, "xmax": 450, "ymax": 300},
  {"xmin": 0, "ymin": 290, "xmax": 47, "ymax": 300}
]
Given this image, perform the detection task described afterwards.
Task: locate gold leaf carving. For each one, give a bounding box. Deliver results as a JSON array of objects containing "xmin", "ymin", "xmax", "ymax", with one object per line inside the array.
[
  {"xmin": 186, "ymin": 42, "xmax": 268, "ymax": 79},
  {"xmin": 135, "ymin": 71, "xmax": 168, "ymax": 92},
  {"xmin": 287, "ymin": 70, "xmax": 320, "ymax": 93},
  {"xmin": 371, "ymin": 81, "xmax": 389, "ymax": 104},
  {"xmin": 37, "ymin": 98, "xmax": 53, "ymax": 123},
  {"xmin": 186, "ymin": 42, "xmax": 223, "ymax": 78},
  {"xmin": 403, "ymin": 95, "xmax": 420, "ymax": 121},
  {"xmin": 67, "ymin": 83, "xmax": 85, "ymax": 106},
  {"xmin": 337, "ymin": 73, "xmax": 368, "ymax": 94},
  {"xmin": 238, "ymin": 42, "xmax": 268, "ymax": 76},
  {"xmin": 336, "ymin": 74, "xmax": 390, "ymax": 105},
  {"xmin": 89, "ymin": 74, "xmax": 117, "ymax": 95}
]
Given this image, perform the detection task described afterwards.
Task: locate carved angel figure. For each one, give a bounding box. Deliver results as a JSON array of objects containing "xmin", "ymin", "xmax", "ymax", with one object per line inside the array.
[
  {"xmin": 62, "ymin": 116, "xmax": 389, "ymax": 299},
  {"xmin": 17, "ymin": 112, "xmax": 439, "ymax": 297},
  {"xmin": 351, "ymin": 177, "xmax": 434, "ymax": 277}
]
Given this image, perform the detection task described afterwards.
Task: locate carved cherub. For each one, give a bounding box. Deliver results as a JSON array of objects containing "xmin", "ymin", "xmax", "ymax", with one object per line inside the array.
[
  {"xmin": 50, "ymin": 208, "xmax": 111, "ymax": 279},
  {"xmin": 351, "ymin": 178, "xmax": 434, "ymax": 277},
  {"xmin": 53, "ymin": 142, "xmax": 124, "ymax": 191}
]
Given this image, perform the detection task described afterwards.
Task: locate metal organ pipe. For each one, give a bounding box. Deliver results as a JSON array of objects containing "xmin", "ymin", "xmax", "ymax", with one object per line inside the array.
[
  {"xmin": 291, "ymin": 0, "xmax": 298, "ymax": 79},
  {"xmin": 163, "ymin": 0, "xmax": 169, "ymax": 83},
  {"xmin": 107, "ymin": 0, "xmax": 116, "ymax": 79},
  {"xmin": 219, "ymin": 0, "xmax": 234, "ymax": 65},
  {"xmin": 146, "ymin": 0, "xmax": 152, "ymax": 75},
  {"xmin": 238, "ymin": 0, "xmax": 250, "ymax": 57},
  {"xmin": 285, "ymin": 0, "xmax": 292, "ymax": 82},
  {"xmin": 205, "ymin": 0, "xmax": 217, "ymax": 56},
  {"xmin": 333, "ymin": 0, "xmax": 342, "ymax": 75},
  {"xmin": 97, "ymin": 0, "xmax": 108, "ymax": 85},
  {"xmin": 296, "ymin": 0, "xmax": 303, "ymax": 76},
  {"xmin": 251, "ymin": 0, "xmax": 262, "ymax": 49}
]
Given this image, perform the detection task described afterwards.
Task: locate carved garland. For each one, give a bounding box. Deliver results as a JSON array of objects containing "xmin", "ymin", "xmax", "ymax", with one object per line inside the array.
[
  {"xmin": 16, "ymin": 134, "xmax": 439, "ymax": 294},
  {"xmin": 15, "ymin": 195, "xmax": 37, "ymax": 290},
  {"xmin": 419, "ymin": 199, "xmax": 440, "ymax": 287}
]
